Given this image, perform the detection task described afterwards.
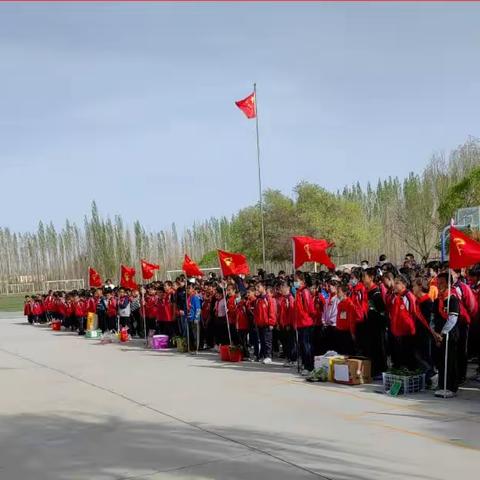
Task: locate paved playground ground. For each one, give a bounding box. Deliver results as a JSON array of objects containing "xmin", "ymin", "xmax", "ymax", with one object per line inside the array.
[{"xmin": 0, "ymin": 312, "xmax": 479, "ymax": 480}]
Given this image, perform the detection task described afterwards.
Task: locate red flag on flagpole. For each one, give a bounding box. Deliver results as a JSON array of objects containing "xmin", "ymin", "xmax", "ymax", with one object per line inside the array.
[
  {"xmin": 292, "ymin": 236, "xmax": 335, "ymax": 270},
  {"xmin": 120, "ymin": 265, "xmax": 138, "ymax": 289},
  {"xmin": 449, "ymin": 227, "xmax": 480, "ymax": 269},
  {"xmin": 88, "ymin": 267, "xmax": 102, "ymax": 288},
  {"xmin": 140, "ymin": 259, "xmax": 160, "ymax": 280},
  {"xmin": 182, "ymin": 255, "xmax": 203, "ymax": 277},
  {"xmin": 235, "ymin": 92, "xmax": 256, "ymax": 119},
  {"xmin": 218, "ymin": 250, "xmax": 250, "ymax": 277}
]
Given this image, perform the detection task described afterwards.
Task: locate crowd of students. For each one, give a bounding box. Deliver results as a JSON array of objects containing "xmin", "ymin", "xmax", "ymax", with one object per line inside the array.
[{"xmin": 23, "ymin": 253, "xmax": 480, "ymax": 397}]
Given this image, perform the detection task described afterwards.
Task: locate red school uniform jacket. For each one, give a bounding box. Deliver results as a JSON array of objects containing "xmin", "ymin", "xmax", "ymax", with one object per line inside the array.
[
  {"xmin": 157, "ymin": 296, "xmax": 174, "ymax": 322},
  {"xmin": 389, "ymin": 290, "xmax": 416, "ymax": 337},
  {"xmin": 350, "ymin": 283, "xmax": 369, "ymax": 322},
  {"xmin": 254, "ymin": 295, "xmax": 276, "ymax": 328},
  {"xmin": 227, "ymin": 295, "xmax": 237, "ymax": 325},
  {"xmin": 32, "ymin": 301, "xmax": 43, "ymax": 316},
  {"xmin": 56, "ymin": 298, "xmax": 68, "ymax": 317},
  {"xmin": 454, "ymin": 281, "xmax": 478, "ymax": 325},
  {"xmin": 201, "ymin": 294, "xmax": 213, "ymax": 323},
  {"xmin": 74, "ymin": 299, "xmax": 87, "ymax": 317},
  {"xmin": 44, "ymin": 295, "xmax": 54, "ymax": 312},
  {"xmin": 294, "ymin": 286, "xmax": 315, "ymax": 329},
  {"xmin": 106, "ymin": 297, "xmax": 117, "ymax": 318},
  {"xmin": 24, "ymin": 301, "xmax": 31, "ymax": 316},
  {"xmin": 144, "ymin": 294, "xmax": 159, "ymax": 319},
  {"xmin": 87, "ymin": 297, "xmax": 98, "ymax": 314},
  {"xmin": 336, "ymin": 297, "xmax": 358, "ymax": 335},
  {"xmin": 277, "ymin": 294, "xmax": 295, "ymax": 328},
  {"xmin": 314, "ymin": 292, "xmax": 326, "ymax": 326},
  {"xmin": 236, "ymin": 299, "xmax": 249, "ymax": 331}
]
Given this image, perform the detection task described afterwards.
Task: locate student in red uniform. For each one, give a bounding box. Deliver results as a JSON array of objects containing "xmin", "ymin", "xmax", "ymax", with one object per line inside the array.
[
  {"xmin": 451, "ymin": 269, "xmax": 478, "ymax": 382},
  {"xmin": 246, "ymin": 286, "xmax": 260, "ymax": 360},
  {"xmin": 64, "ymin": 293, "xmax": 74, "ymax": 329},
  {"xmin": 335, "ymin": 283, "xmax": 357, "ymax": 355},
  {"xmin": 160, "ymin": 287, "xmax": 178, "ymax": 342},
  {"xmin": 31, "ymin": 295, "xmax": 44, "ymax": 324},
  {"xmin": 363, "ymin": 268, "xmax": 388, "ymax": 376},
  {"xmin": 201, "ymin": 283, "xmax": 216, "ymax": 349},
  {"xmin": 389, "ymin": 276, "xmax": 417, "ymax": 370},
  {"xmin": 213, "ymin": 286, "xmax": 228, "ymax": 348},
  {"xmin": 44, "ymin": 290, "xmax": 54, "ymax": 322},
  {"xmin": 312, "ymin": 283, "xmax": 326, "ymax": 356},
  {"xmin": 73, "ymin": 291, "xmax": 87, "ymax": 335},
  {"xmin": 144, "ymin": 286, "xmax": 159, "ymax": 335},
  {"xmin": 294, "ymin": 272, "xmax": 316, "ymax": 374},
  {"xmin": 277, "ymin": 280, "xmax": 296, "ymax": 366},
  {"xmin": 254, "ymin": 281, "xmax": 277, "ymax": 364},
  {"xmin": 380, "ymin": 271, "xmax": 396, "ymax": 310},
  {"xmin": 412, "ymin": 277, "xmax": 436, "ymax": 386},
  {"xmin": 236, "ymin": 292, "xmax": 250, "ymax": 359},
  {"xmin": 56, "ymin": 292, "xmax": 68, "ymax": 328},
  {"xmin": 24, "ymin": 295, "xmax": 33, "ymax": 324},
  {"xmin": 105, "ymin": 290, "xmax": 118, "ymax": 331},
  {"xmin": 226, "ymin": 284, "xmax": 239, "ymax": 345},
  {"xmin": 350, "ymin": 269, "xmax": 369, "ymax": 355},
  {"xmin": 467, "ymin": 265, "xmax": 480, "ymax": 381}
]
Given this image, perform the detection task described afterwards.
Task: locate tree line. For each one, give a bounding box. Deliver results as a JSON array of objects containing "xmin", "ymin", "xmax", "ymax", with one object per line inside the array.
[{"xmin": 1, "ymin": 137, "xmax": 479, "ymax": 288}]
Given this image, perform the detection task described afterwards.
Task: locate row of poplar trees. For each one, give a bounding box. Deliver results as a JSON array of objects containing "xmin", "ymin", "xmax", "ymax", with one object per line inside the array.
[{"xmin": 0, "ymin": 137, "xmax": 479, "ymax": 289}]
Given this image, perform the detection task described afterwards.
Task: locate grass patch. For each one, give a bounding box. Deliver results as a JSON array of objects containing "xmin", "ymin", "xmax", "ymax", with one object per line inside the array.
[{"xmin": 0, "ymin": 295, "xmax": 25, "ymax": 312}]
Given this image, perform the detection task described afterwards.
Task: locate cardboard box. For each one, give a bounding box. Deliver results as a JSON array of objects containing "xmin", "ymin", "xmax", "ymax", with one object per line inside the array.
[{"xmin": 334, "ymin": 357, "xmax": 372, "ymax": 385}]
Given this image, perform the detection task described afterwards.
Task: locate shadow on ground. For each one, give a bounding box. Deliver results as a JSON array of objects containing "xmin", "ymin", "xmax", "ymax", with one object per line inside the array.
[{"xmin": 0, "ymin": 412, "xmax": 443, "ymax": 480}]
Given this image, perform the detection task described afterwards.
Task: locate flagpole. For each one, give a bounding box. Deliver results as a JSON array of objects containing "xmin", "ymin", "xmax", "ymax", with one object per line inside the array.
[
  {"xmin": 254, "ymin": 83, "xmax": 266, "ymax": 271},
  {"xmin": 292, "ymin": 239, "xmax": 300, "ymax": 374},
  {"xmin": 218, "ymin": 252, "xmax": 233, "ymax": 346},
  {"xmin": 141, "ymin": 286, "xmax": 147, "ymax": 347},
  {"xmin": 443, "ymin": 266, "xmax": 452, "ymax": 399},
  {"xmin": 441, "ymin": 220, "xmax": 455, "ymax": 398},
  {"xmin": 221, "ymin": 280, "xmax": 233, "ymax": 346}
]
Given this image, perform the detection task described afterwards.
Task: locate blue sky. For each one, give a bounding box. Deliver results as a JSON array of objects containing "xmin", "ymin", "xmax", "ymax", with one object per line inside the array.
[{"xmin": 1, "ymin": 2, "xmax": 479, "ymax": 232}]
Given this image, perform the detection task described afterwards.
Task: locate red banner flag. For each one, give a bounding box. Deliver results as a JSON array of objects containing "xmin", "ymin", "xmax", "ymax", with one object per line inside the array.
[
  {"xmin": 449, "ymin": 227, "xmax": 480, "ymax": 269},
  {"xmin": 235, "ymin": 92, "xmax": 256, "ymax": 119},
  {"xmin": 182, "ymin": 255, "xmax": 203, "ymax": 277},
  {"xmin": 141, "ymin": 259, "xmax": 160, "ymax": 280},
  {"xmin": 120, "ymin": 265, "xmax": 138, "ymax": 289},
  {"xmin": 88, "ymin": 267, "xmax": 102, "ymax": 288},
  {"xmin": 218, "ymin": 249, "xmax": 250, "ymax": 277},
  {"xmin": 292, "ymin": 236, "xmax": 336, "ymax": 270}
]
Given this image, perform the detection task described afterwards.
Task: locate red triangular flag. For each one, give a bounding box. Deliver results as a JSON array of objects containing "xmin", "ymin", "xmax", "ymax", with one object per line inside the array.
[
  {"xmin": 218, "ymin": 249, "xmax": 250, "ymax": 277},
  {"xmin": 449, "ymin": 227, "xmax": 480, "ymax": 269},
  {"xmin": 235, "ymin": 92, "xmax": 256, "ymax": 119},
  {"xmin": 120, "ymin": 265, "xmax": 138, "ymax": 289},
  {"xmin": 141, "ymin": 259, "xmax": 160, "ymax": 280},
  {"xmin": 182, "ymin": 255, "xmax": 203, "ymax": 277},
  {"xmin": 88, "ymin": 267, "xmax": 102, "ymax": 288},
  {"xmin": 292, "ymin": 236, "xmax": 335, "ymax": 270}
]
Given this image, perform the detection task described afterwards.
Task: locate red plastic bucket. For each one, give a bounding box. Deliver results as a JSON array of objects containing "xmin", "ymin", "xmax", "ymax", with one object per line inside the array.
[
  {"xmin": 219, "ymin": 345, "xmax": 230, "ymax": 361},
  {"xmin": 120, "ymin": 329, "xmax": 129, "ymax": 342},
  {"xmin": 229, "ymin": 349, "xmax": 243, "ymax": 362},
  {"xmin": 219, "ymin": 345, "xmax": 243, "ymax": 362},
  {"xmin": 51, "ymin": 321, "xmax": 61, "ymax": 331}
]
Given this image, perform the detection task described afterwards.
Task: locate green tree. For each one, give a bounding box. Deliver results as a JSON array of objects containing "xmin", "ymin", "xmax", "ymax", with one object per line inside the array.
[{"xmin": 438, "ymin": 166, "xmax": 480, "ymax": 224}]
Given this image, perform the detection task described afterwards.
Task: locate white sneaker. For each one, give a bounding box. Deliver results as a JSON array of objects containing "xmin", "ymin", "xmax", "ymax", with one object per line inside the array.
[
  {"xmin": 434, "ymin": 389, "xmax": 456, "ymax": 398},
  {"xmin": 263, "ymin": 357, "xmax": 272, "ymax": 365}
]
